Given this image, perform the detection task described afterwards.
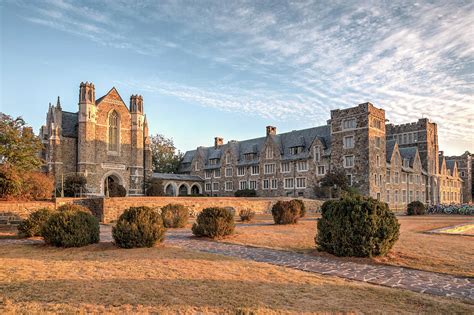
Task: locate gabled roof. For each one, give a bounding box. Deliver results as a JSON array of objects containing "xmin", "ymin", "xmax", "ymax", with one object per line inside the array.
[
  {"xmin": 61, "ymin": 111, "xmax": 78, "ymax": 138},
  {"xmin": 95, "ymin": 87, "xmax": 129, "ymax": 111},
  {"xmin": 386, "ymin": 139, "xmax": 397, "ymax": 162},
  {"xmin": 399, "ymin": 146, "xmax": 418, "ymax": 167},
  {"xmin": 178, "ymin": 124, "xmax": 332, "ymax": 171},
  {"xmin": 445, "ymin": 160, "xmax": 457, "ymax": 176}
]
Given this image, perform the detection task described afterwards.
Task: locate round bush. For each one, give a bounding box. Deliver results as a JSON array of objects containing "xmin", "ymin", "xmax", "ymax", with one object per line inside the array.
[
  {"xmin": 316, "ymin": 196, "xmax": 400, "ymax": 257},
  {"xmin": 42, "ymin": 210, "xmax": 100, "ymax": 247},
  {"xmin": 192, "ymin": 207, "xmax": 235, "ymax": 238},
  {"xmin": 406, "ymin": 201, "xmax": 426, "ymax": 215},
  {"xmin": 108, "ymin": 182, "xmax": 126, "ymax": 197},
  {"xmin": 290, "ymin": 199, "xmax": 306, "ymax": 217},
  {"xmin": 57, "ymin": 203, "xmax": 92, "ymax": 214},
  {"xmin": 112, "ymin": 206, "xmax": 166, "ymax": 248},
  {"xmin": 239, "ymin": 209, "xmax": 256, "ymax": 222},
  {"xmin": 271, "ymin": 201, "xmax": 300, "ymax": 224},
  {"xmin": 17, "ymin": 208, "xmax": 54, "ymax": 237},
  {"xmin": 161, "ymin": 203, "xmax": 189, "ymax": 228}
]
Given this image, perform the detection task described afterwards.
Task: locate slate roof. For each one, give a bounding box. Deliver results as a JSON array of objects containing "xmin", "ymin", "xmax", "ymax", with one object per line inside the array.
[
  {"xmin": 445, "ymin": 160, "xmax": 456, "ymax": 174},
  {"xmin": 152, "ymin": 173, "xmax": 203, "ymax": 181},
  {"xmin": 179, "ymin": 125, "xmax": 331, "ymax": 172},
  {"xmin": 386, "ymin": 139, "xmax": 396, "ymax": 162},
  {"xmin": 399, "ymin": 146, "xmax": 418, "ymax": 167},
  {"xmin": 61, "ymin": 111, "xmax": 78, "ymax": 138}
]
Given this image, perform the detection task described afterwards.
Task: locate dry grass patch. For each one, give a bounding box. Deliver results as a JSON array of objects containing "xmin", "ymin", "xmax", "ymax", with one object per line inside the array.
[
  {"xmin": 1, "ymin": 242, "xmax": 473, "ymax": 314},
  {"xmin": 225, "ymin": 214, "xmax": 474, "ymax": 277}
]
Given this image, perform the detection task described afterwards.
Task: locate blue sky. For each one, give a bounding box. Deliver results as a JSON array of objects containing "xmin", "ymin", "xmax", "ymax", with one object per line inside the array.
[{"xmin": 1, "ymin": 0, "xmax": 473, "ymax": 155}]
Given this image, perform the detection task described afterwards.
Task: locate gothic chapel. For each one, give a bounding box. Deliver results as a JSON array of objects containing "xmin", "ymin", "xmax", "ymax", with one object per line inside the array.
[{"xmin": 40, "ymin": 82, "xmax": 153, "ymax": 196}]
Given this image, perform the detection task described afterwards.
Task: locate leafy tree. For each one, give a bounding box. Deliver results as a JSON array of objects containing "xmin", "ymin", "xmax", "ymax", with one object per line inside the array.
[
  {"xmin": 319, "ymin": 168, "xmax": 349, "ymax": 190},
  {"xmin": 150, "ymin": 134, "xmax": 183, "ymax": 173},
  {"xmin": 63, "ymin": 174, "xmax": 87, "ymax": 197},
  {"xmin": 315, "ymin": 168, "xmax": 358, "ymax": 199},
  {"xmin": 0, "ymin": 114, "xmax": 42, "ymax": 172}
]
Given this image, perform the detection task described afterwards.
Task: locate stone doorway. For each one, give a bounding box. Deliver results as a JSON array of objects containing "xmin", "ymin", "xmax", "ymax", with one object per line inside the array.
[
  {"xmin": 178, "ymin": 184, "xmax": 189, "ymax": 196},
  {"xmin": 104, "ymin": 174, "xmax": 120, "ymax": 197},
  {"xmin": 191, "ymin": 184, "xmax": 200, "ymax": 195}
]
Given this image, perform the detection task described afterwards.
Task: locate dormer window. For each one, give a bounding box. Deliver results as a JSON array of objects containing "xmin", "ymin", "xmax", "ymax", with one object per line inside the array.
[
  {"xmin": 209, "ymin": 158, "xmax": 219, "ymax": 165},
  {"xmin": 244, "ymin": 153, "xmax": 256, "ymax": 161},
  {"xmin": 403, "ymin": 159, "xmax": 409, "ymax": 167},
  {"xmin": 290, "ymin": 146, "xmax": 303, "ymax": 155},
  {"xmin": 266, "ymin": 147, "xmax": 273, "ymax": 159}
]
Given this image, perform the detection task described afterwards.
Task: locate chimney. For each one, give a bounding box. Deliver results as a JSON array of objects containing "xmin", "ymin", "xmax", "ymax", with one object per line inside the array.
[
  {"xmin": 266, "ymin": 126, "xmax": 277, "ymax": 136},
  {"xmin": 214, "ymin": 137, "xmax": 224, "ymax": 148}
]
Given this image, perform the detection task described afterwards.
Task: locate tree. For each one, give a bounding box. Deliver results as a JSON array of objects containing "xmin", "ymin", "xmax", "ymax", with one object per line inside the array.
[
  {"xmin": 150, "ymin": 134, "xmax": 183, "ymax": 173},
  {"xmin": 63, "ymin": 174, "xmax": 88, "ymax": 197},
  {"xmin": 0, "ymin": 114, "xmax": 42, "ymax": 172},
  {"xmin": 315, "ymin": 168, "xmax": 357, "ymax": 199},
  {"xmin": 319, "ymin": 168, "xmax": 350, "ymax": 190},
  {"xmin": 0, "ymin": 114, "xmax": 52, "ymax": 200}
]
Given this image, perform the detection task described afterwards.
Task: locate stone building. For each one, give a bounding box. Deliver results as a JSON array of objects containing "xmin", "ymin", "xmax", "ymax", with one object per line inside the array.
[
  {"xmin": 444, "ymin": 151, "xmax": 473, "ymax": 203},
  {"xmin": 179, "ymin": 102, "xmax": 464, "ymax": 208},
  {"xmin": 40, "ymin": 82, "xmax": 153, "ymax": 196}
]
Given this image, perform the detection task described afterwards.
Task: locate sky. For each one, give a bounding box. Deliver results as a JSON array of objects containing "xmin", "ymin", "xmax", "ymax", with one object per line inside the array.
[{"xmin": 1, "ymin": 0, "xmax": 473, "ymax": 155}]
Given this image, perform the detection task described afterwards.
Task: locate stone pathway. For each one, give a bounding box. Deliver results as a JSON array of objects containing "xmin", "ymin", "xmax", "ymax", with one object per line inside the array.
[
  {"xmin": 164, "ymin": 230, "xmax": 473, "ymax": 301},
  {"xmin": 2, "ymin": 225, "xmax": 473, "ymax": 301}
]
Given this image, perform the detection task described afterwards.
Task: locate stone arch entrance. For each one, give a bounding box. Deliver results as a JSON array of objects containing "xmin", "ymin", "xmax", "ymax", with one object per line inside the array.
[
  {"xmin": 178, "ymin": 184, "xmax": 189, "ymax": 196},
  {"xmin": 165, "ymin": 183, "xmax": 176, "ymax": 196},
  {"xmin": 191, "ymin": 184, "xmax": 201, "ymax": 195},
  {"xmin": 101, "ymin": 171, "xmax": 124, "ymax": 196}
]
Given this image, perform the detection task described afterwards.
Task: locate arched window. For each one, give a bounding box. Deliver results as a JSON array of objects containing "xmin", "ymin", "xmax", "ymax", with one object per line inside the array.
[{"xmin": 108, "ymin": 111, "xmax": 119, "ymax": 152}]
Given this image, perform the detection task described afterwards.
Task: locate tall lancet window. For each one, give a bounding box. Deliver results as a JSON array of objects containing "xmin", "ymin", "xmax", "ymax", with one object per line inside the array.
[{"xmin": 108, "ymin": 111, "xmax": 119, "ymax": 152}]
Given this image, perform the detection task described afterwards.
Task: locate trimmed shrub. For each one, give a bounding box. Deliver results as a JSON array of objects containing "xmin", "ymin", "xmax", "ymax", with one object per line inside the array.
[
  {"xmin": 108, "ymin": 182, "xmax": 126, "ymax": 197},
  {"xmin": 271, "ymin": 201, "xmax": 300, "ymax": 224},
  {"xmin": 42, "ymin": 210, "xmax": 100, "ymax": 247},
  {"xmin": 234, "ymin": 189, "xmax": 257, "ymax": 197},
  {"xmin": 407, "ymin": 201, "xmax": 426, "ymax": 215},
  {"xmin": 290, "ymin": 199, "xmax": 306, "ymax": 217},
  {"xmin": 63, "ymin": 174, "xmax": 87, "ymax": 197},
  {"xmin": 57, "ymin": 204, "xmax": 92, "ymax": 215},
  {"xmin": 17, "ymin": 208, "xmax": 54, "ymax": 237},
  {"xmin": 192, "ymin": 207, "xmax": 235, "ymax": 238},
  {"xmin": 239, "ymin": 209, "xmax": 256, "ymax": 222},
  {"xmin": 112, "ymin": 206, "xmax": 165, "ymax": 248},
  {"xmin": 316, "ymin": 196, "xmax": 400, "ymax": 257},
  {"xmin": 161, "ymin": 203, "xmax": 189, "ymax": 228}
]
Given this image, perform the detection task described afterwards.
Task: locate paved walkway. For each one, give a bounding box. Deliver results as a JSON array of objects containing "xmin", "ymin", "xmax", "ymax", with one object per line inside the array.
[
  {"xmin": 163, "ymin": 229, "xmax": 473, "ymax": 301},
  {"xmin": 3, "ymin": 226, "xmax": 473, "ymax": 301}
]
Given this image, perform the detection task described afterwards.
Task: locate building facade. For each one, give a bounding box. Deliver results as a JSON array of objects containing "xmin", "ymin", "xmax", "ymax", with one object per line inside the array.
[
  {"xmin": 444, "ymin": 151, "xmax": 473, "ymax": 203},
  {"xmin": 179, "ymin": 102, "xmax": 464, "ymax": 209},
  {"xmin": 40, "ymin": 82, "xmax": 153, "ymax": 196}
]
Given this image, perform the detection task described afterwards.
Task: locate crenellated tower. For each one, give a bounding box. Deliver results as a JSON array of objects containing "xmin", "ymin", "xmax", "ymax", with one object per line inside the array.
[
  {"xmin": 77, "ymin": 82, "xmax": 97, "ymax": 184},
  {"xmin": 129, "ymin": 95, "xmax": 145, "ymax": 194}
]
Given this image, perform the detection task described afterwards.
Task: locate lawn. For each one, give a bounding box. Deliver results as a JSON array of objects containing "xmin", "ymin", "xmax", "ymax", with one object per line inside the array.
[
  {"xmin": 1, "ymin": 242, "xmax": 473, "ymax": 314},
  {"xmin": 223, "ymin": 214, "xmax": 474, "ymax": 277}
]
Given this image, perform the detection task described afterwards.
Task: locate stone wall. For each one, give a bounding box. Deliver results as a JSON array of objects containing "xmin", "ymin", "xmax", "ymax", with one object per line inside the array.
[
  {"xmin": 0, "ymin": 201, "xmax": 55, "ymax": 224},
  {"xmin": 99, "ymin": 197, "xmax": 324, "ymax": 223},
  {"xmin": 0, "ymin": 197, "xmax": 324, "ymax": 225}
]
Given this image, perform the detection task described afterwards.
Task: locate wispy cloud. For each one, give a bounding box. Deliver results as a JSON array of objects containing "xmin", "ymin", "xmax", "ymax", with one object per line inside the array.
[{"xmin": 10, "ymin": 0, "xmax": 474, "ymax": 153}]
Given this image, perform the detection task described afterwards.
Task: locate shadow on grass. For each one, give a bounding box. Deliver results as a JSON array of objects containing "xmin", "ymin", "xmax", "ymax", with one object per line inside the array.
[{"xmin": 1, "ymin": 277, "xmax": 469, "ymax": 313}]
